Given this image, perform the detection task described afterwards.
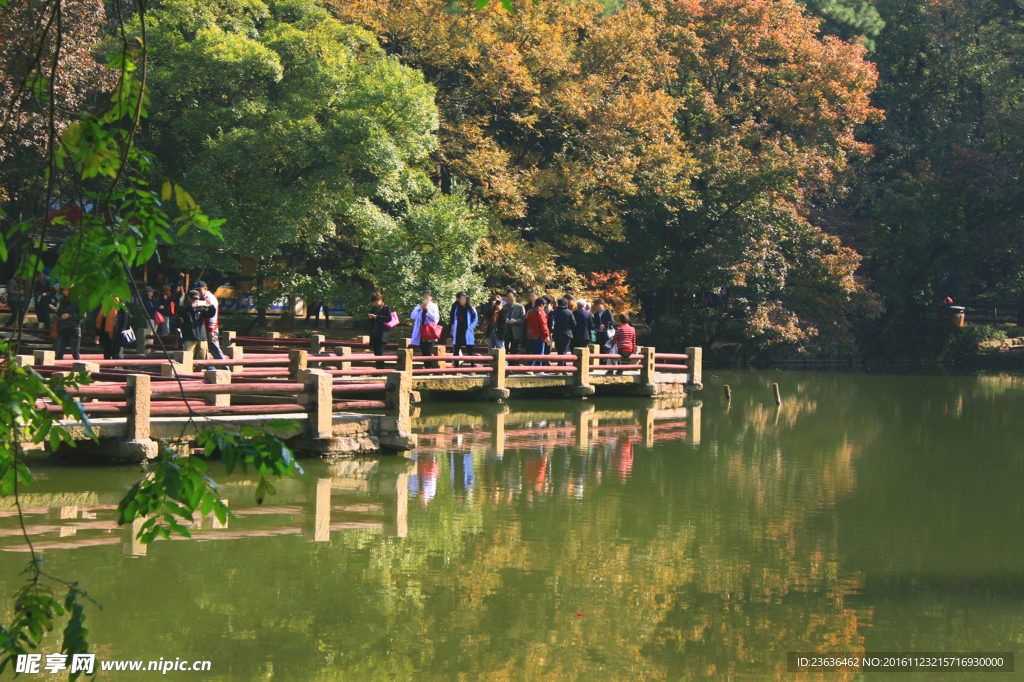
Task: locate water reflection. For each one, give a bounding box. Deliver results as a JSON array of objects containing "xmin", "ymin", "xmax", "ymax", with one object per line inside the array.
[{"xmin": 0, "ymin": 372, "xmax": 1021, "ymax": 680}]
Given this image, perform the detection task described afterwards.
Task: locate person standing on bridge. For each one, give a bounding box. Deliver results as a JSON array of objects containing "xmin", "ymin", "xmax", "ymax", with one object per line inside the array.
[
  {"xmin": 449, "ymin": 292, "xmax": 478, "ymax": 367},
  {"xmin": 411, "ymin": 290, "xmax": 440, "ymax": 369},
  {"xmin": 95, "ymin": 298, "xmax": 130, "ymax": 359},
  {"xmin": 550, "ymin": 298, "xmax": 575, "ymax": 364},
  {"xmin": 367, "ymin": 291, "xmax": 392, "ymax": 370},
  {"xmin": 572, "ymin": 299, "xmax": 594, "ymax": 349},
  {"xmin": 481, "ymin": 294, "xmax": 505, "ymax": 350},
  {"xmin": 5, "ymin": 275, "xmax": 24, "ymax": 327},
  {"xmin": 194, "ymin": 281, "xmax": 226, "ymax": 360},
  {"xmin": 501, "ymin": 289, "xmax": 526, "ymax": 355},
  {"xmin": 177, "ymin": 290, "xmax": 215, "ymax": 359},
  {"xmin": 525, "ymin": 296, "xmax": 549, "ymax": 365},
  {"xmin": 611, "ymin": 313, "xmax": 637, "ymax": 375},
  {"xmin": 54, "ymin": 288, "xmax": 82, "ymax": 360}
]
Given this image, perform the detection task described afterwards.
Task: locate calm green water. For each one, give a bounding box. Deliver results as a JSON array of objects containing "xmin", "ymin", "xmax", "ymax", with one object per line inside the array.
[{"xmin": 2, "ymin": 370, "xmax": 1024, "ymax": 680}]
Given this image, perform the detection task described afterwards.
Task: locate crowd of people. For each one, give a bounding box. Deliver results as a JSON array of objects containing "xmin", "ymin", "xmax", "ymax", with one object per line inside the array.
[
  {"xmin": 7, "ymin": 272, "xmax": 636, "ymax": 370},
  {"xmin": 3, "ymin": 273, "xmax": 224, "ymax": 362},
  {"xmin": 373, "ymin": 288, "xmax": 638, "ymax": 373}
]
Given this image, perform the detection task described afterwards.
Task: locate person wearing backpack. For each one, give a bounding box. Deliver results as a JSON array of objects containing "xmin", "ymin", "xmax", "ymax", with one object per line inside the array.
[
  {"xmin": 368, "ymin": 290, "xmax": 393, "ymax": 369},
  {"xmin": 411, "ymin": 290, "xmax": 441, "ymax": 369}
]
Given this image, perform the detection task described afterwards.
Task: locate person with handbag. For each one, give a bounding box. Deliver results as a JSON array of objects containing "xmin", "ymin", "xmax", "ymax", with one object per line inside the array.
[
  {"xmin": 95, "ymin": 298, "xmax": 130, "ymax": 359},
  {"xmin": 410, "ymin": 289, "xmax": 441, "ymax": 369},
  {"xmin": 367, "ymin": 290, "xmax": 393, "ymax": 369},
  {"xmin": 448, "ymin": 292, "xmax": 478, "ymax": 367}
]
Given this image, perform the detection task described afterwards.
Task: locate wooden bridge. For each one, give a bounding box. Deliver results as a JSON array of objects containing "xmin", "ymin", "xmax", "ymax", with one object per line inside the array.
[{"xmin": 10, "ymin": 328, "xmax": 701, "ymax": 460}]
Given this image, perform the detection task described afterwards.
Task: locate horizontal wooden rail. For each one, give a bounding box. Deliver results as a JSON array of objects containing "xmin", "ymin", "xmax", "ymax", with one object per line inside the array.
[
  {"xmin": 411, "ymin": 367, "xmax": 492, "ymax": 375},
  {"xmin": 505, "ymin": 366, "xmax": 576, "ymax": 373}
]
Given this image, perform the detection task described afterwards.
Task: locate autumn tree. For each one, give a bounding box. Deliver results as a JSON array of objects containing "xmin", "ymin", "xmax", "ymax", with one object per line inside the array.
[{"xmin": 332, "ymin": 0, "xmax": 879, "ymax": 353}]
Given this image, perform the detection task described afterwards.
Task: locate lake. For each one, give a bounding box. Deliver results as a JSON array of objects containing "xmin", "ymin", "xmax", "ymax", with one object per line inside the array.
[{"xmin": 1, "ymin": 370, "xmax": 1022, "ymax": 680}]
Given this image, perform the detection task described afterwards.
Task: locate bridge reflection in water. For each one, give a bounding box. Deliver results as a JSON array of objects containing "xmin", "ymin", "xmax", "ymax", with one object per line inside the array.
[
  {"xmin": 0, "ymin": 398, "xmax": 697, "ymax": 556},
  {"xmin": 408, "ymin": 398, "xmax": 701, "ymax": 504}
]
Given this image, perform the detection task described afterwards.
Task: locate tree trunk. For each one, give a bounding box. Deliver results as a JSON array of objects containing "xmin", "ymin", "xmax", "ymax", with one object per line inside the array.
[{"xmin": 256, "ymin": 271, "xmax": 267, "ymax": 327}]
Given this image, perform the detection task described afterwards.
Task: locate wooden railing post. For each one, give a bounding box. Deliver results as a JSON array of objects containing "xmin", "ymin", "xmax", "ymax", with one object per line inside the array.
[
  {"xmin": 486, "ymin": 348, "xmax": 509, "ymax": 400},
  {"xmin": 310, "ymin": 333, "xmax": 325, "ymax": 355},
  {"xmin": 395, "ymin": 347, "xmax": 413, "ymax": 375},
  {"xmin": 136, "ymin": 326, "xmax": 150, "ymax": 354},
  {"xmin": 289, "ymin": 349, "xmax": 308, "ymax": 380},
  {"xmin": 641, "ymin": 346, "xmax": 656, "ymax": 384},
  {"xmin": 225, "ymin": 344, "xmax": 244, "ymax": 373},
  {"xmin": 489, "ymin": 348, "xmax": 506, "ymax": 391},
  {"xmin": 301, "ymin": 369, "xmax": 332, "ymax": 439},
  {"xmin": 72, "ymin": 361, "xmax": 100, "ymax": 376},
  {"xmin": 203, "ymin": 369, "xmax": 231, "ymax": 406},
  {"xmin": 387, "ymin": 370, "xmax": 412, "ymax": 435},
  {"xmin": 126, "ymin": 374, "xmax": 151, "ymax": 442},
  {"xmin": 335, "ymin": 346, "xmax": 352, "ymax": 372},
  {"xmin": 572, "ymin": 347, "xmax": 594, "ymax": 396},
  {"xmin": 686, "ymin": 346, "xmax": 703, "ymax": 389},
  {"xmin": 161, "ymin": 350, "xmax": 193, "ymax": 377},
  {"xmin": 33, "ymin": 349, "xmax": 55, "ymax": 365}
]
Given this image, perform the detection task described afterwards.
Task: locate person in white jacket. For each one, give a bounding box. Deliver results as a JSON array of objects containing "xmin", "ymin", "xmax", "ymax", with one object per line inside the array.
[
  {"xmin": 410, "ymin": 290, "xmax": 440, "ymax": 369},
  {"xmin": 448, "ymin": 292, "xmax": 478, "ymax": 366}
]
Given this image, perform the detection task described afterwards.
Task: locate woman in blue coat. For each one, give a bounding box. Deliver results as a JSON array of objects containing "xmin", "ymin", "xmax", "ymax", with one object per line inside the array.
[{"xmin": 449, "ymin": 292, "xmax": 478, "ymax": 367}]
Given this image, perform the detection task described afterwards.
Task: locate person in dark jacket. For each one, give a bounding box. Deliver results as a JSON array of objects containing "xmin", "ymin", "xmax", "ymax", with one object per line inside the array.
[
  {"xmin": 571, "ymin": 300, "xmax": 595, "ymax": 349},
  {"xmin": 449, "ymin": 292, "xmax": 478, "ymax": 366},
  {"xmin": 34, "ymin": 274, "xmax": 52, "ymax": 329},
  {"xmin": 367, "ymin": 291, "xmax": 392, "ymax": 369},
  {"xmin": 500, "ymin": 289, "xmax": 526, "ymax": 354},
  {"xmin": 95, "ymin": 299, "xmax": 131, "ymax": 359},
  {"xmin": 481, "ymin": 294, "xmax": 506, "ymax": 350},
  {"xmin": 176, "ymin": 290, "xmax": 216, "ymax": 359},
  {"xmin": 54, "ymin": 289, "xmax": 82, "ymax": 360},
  {"xmin": 549, "ymin": 298, "xmax": 576, "ymax": 363}
]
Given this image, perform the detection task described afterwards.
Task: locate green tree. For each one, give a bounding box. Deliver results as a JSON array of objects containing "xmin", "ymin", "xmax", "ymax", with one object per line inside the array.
[{"xmin": 143, "ymin": 0, "xmax": 483, "ymax": 318}]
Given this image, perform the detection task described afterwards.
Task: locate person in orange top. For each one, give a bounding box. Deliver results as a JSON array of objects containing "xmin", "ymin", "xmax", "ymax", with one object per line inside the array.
[
  {"xmin": 525, "ymin": 299, "xmax": 550, "ymax": 365},
  {"xmin": 95, "ymin": 298, "xmax": 130, "ymax": 359}
]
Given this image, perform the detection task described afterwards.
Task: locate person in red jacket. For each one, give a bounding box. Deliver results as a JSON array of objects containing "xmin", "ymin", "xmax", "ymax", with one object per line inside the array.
[
  {"xmin": 611, "ymin": 313, "xmax": 636, "ymax": 375},
  {"xmin": 525, "ymin": 300, "xmax": 550, "ymax": 365}
]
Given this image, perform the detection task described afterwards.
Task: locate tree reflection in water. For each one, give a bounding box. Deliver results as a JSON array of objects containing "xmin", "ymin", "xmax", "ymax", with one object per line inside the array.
[{"xmin": 0, "ymin": 371, "xmax": 1022, "ymax": 680}]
